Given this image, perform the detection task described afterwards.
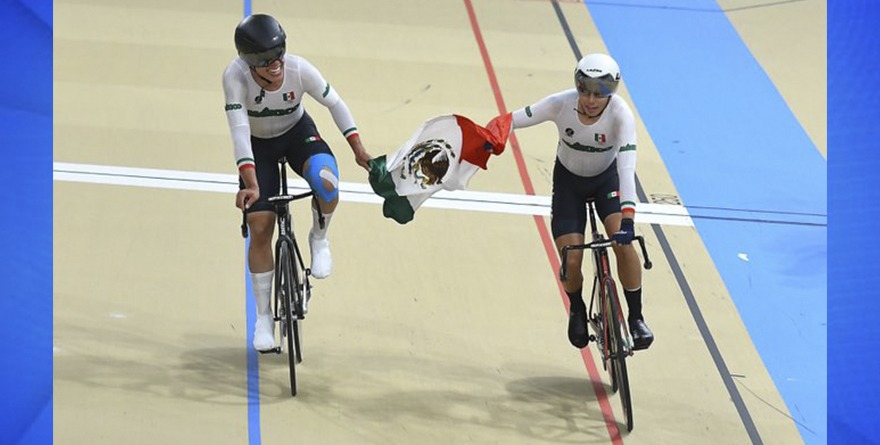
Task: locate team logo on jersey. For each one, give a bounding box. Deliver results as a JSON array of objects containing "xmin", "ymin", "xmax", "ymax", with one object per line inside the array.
[
  {"xmin": 282, "ymin": 91, "xmax": 296, "ymax": 102},
  {"xmin": 561, "ymin": 140, "xmax": 613, "ymax": 153},
  {"xmin": 565, "ymin": 128, "xmax": 574, "ymax": 137},
  {"xmin": 594, "ymin": 133, "xmax": 607, "ymax": 143},
  {"xmin": 247, "ymin": 103, "xmax": 301, "ymax": 117}
]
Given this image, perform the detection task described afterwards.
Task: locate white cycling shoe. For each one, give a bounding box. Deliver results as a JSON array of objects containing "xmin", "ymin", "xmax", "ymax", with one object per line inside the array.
[
  {"xmin": 309, "ymin": 232, "xmax": 332, "ymax": 279},
  {"xmin": 252, "ymin": 315, "xmax": 276, "ymax": 352}
]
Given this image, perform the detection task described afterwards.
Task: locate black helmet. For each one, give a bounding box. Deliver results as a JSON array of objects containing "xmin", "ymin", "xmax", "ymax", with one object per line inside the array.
[{"xmin": 234, "ymin": 14, "xmax": 286, "ymax": 67}]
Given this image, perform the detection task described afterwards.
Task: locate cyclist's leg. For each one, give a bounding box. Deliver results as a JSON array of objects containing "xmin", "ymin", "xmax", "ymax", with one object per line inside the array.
[
  {"xmin": 286, "ymin": 112, "xmax": 337, "ymax": 279},
  {"xmin": 552, "ymin": 159, "xmax": 589, "ymax": 348},
  {"xmin": 247, "ymin": 211, "xmax": 277, "ymax": 351},
  {"xmin": 595, "ymin": 170, "xmax": 653, "ymax": 349},
  {"xmin": 593, "ymin": 161, "xmax": 642, "ymax": 313},
  {"xmin": 552, "ymin": 159, "xmax": 589, "ymax": 294},
  {"xmin": 602, "ymin": 212, "xmax": 642, "ymax": 294},
  {"xmin": 302, "ymin": 153, "xmax": 339, "ymax": 219},
  {"xmin": 555, "ymin": 233, "xmax": 586, "ymax": 292},
  {"xmin": 242, "ymin": 135, "xmax": 283, "ymax": 351},
  {"xmin": 302, "ymin": 153, "xmax": 337, "ymax": 279}
]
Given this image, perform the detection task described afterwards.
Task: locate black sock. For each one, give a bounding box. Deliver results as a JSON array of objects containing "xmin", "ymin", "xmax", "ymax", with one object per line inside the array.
[
  {"xmin": 624, "ymin": 288, "xmax": 643, "ymax": 323},
  {"xmin": 566, "ymin": 288, "xmax": 585, "ymax": 313}
]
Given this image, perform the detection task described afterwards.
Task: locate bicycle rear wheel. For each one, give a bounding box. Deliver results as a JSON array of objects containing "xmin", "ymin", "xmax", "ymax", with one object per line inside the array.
[
  {"xmin": 604, "ymin": 278, "xmax": 633, "ymax": 431},
  {"xmin": 278, "ymin": 243, "xmax": 298, "ymax": 396}
]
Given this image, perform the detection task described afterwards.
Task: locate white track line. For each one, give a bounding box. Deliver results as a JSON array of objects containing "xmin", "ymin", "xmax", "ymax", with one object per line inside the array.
[{"xmin": 53, "ymin": 162, "xmax": 693, "ymax": 226}]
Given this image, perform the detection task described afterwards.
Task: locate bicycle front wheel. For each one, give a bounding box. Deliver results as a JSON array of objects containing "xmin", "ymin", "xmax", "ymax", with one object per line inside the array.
[
  {"xmin": 604, "ymin": 278, "xmax": 633, "ymax": 432},
  {"xmin": 290, "ymin": 246, "xmax": 305, "ymax": 364},
  {"xmin": 278, "ymin": 243, "xmax": 298, "ymax": 397}
]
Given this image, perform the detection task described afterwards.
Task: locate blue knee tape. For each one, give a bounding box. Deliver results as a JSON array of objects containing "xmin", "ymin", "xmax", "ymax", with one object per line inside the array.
[{"xmin": 305, "ymin": 153, "xmax": 339, "ymax": 203}]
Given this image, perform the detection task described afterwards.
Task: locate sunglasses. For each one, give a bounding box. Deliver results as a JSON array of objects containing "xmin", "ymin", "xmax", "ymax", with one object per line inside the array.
[
  {"xmin": 241, "ymin": 45, "xmax": 286, "ymax": 68},
  {"xmin": 575, "ymin": 73, "xmax": 618, "ymax": 97}
]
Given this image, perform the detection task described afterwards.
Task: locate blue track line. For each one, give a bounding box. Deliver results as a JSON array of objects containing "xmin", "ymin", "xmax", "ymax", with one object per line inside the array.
[
  {"xmin": 584, "ymin": 0, "xmax": 827, "ymax": 443},
  {"xmin": 245, "ymin": 237, "xmax": 262, "ymax": 445},
  {"xmin": 239, "ymin": 3, "xmax": 258, "ymax": 443}
]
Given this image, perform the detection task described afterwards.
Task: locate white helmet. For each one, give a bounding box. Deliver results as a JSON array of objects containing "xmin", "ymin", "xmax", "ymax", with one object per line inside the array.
[{"xmin": 574, "ymin": 53, "xmax": 621, "ymax": 97}]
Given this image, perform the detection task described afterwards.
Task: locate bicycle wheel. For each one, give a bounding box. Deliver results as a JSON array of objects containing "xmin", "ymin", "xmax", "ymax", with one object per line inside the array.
[
  {"xmin": 278, "ymin": 242, "xmax": 298, "ymax": 396},
  {"xmin": 290, "ymin": 246, "xmax": 305, "ymax": 364},
  {"xmin": 604, "ymin": 278, "xmax": 633, "ymax": 432}
]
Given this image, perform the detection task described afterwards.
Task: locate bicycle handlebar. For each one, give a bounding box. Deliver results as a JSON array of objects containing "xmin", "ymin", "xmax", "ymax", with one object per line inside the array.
[
  {"xmin": 239, "ymin": 191, "xmax": 316, "ymax": 239},
  {"xmin": 267, "ymin": 191, "xmax": 314, "ymax": 204},
  {"xmin": 559, "ymin": 235, "xmax": 653, "ymax": 282}
]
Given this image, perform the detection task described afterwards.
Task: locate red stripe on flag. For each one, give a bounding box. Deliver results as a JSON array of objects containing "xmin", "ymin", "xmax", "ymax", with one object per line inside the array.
[{"xmin": 455, "ymin": 113, "xmax": 512, "ymax": 169}]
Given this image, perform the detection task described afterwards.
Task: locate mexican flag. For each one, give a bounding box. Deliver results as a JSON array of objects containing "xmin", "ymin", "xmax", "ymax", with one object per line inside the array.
[{"xmin": 368, "ymin": 113, "xmax": 512, "ymax": 224}]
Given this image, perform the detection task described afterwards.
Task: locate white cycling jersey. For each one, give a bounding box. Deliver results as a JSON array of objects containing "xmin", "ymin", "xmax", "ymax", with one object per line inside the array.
[
  {"xmin": 222, "ymin": 54, "xmax": 358, "ymax": 170},
  {"xmin": 511, "ymin": 90, "xmax": 638, "ymax": 213}
]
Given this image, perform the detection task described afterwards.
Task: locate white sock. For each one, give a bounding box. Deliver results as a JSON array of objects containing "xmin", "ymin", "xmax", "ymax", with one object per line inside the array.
[
  {"xmin": 311, "ymin": 207, "xmax": 333, "ymax": 240},
  {"xmin": 250, "ymin": 271, "xmax": 273, "ymax": 317}
]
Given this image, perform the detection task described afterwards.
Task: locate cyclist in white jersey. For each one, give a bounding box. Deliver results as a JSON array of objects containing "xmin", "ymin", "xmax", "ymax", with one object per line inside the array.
[
  {"xmin": 222, "ymin": 14, "xmax": 372, "ymax": 351},
  {"xmin": 510, "ymin": 53, "xmax": 653, "ymax": 351}
]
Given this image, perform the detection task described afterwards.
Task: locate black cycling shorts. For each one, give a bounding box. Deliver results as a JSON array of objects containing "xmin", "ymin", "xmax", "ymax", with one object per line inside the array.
[
  {"xmin": 240, "ymin": 112, "xmax": 335, "ymax": 214},
  {"xmin": 551, "ymin": 158, "xmax": 621, "ymax": 239}
]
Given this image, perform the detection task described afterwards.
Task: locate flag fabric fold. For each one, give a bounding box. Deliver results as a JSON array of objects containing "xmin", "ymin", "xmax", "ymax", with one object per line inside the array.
[{"xmin": 368, "ymin": 113, "xmax": 512, "ymax": 224}]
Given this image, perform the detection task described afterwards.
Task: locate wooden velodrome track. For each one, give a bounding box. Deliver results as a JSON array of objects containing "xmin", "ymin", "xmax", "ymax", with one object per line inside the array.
[{"xmin": 53, "ymin": 0, "xmax": 825, "ymax": 444}]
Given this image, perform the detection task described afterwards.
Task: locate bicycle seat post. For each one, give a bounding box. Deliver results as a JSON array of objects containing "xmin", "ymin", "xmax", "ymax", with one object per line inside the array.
[
  {"xmin": 587, "ymin": 200, "xmax": 600, "ymax": 240},
  {"xmin": 279, "ymin": 157, "xmax": 289, "ymax": 195}
]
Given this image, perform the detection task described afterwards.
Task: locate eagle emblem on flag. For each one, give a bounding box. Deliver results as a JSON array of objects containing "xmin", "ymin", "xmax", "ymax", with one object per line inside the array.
[{"xmin": 403, "ymin": 139, "xmax": 455, "ymax": 188}]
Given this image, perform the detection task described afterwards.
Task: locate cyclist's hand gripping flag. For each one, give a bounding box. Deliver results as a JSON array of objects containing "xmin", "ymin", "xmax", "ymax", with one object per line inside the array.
[{"xmin": 368, "ymin": 113, "xmax": 513, "ymax": 224}]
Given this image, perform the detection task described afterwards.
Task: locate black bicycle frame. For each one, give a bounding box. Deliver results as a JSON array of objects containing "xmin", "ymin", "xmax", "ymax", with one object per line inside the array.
[{"xmin": 558, "ymin": 201, "xmax": 652, "ymax": 352}]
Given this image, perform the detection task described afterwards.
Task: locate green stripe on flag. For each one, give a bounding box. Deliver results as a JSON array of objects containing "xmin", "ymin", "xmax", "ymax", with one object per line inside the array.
[{"xmin": 368, "ymin": 156, "xmax": 415, "ymax": 224}]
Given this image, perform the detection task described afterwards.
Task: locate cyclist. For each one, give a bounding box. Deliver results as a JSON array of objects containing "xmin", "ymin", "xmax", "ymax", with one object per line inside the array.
[
  {"xmin": 222, "ymin": 13, "xmax": 372, "ymax": 351},
  {"xmin": 510, "ymin": 53, "xmax": 653, "ymax": 351}
]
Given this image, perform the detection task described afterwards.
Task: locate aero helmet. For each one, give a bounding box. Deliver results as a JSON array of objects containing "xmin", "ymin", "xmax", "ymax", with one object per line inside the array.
[
  {"xmin": 574, "ymin": 53, "xmax": 620, "ymax": 97},
  {"xmin": 234, "ymin": 14, "xmax": 287, "ymax": 67}
]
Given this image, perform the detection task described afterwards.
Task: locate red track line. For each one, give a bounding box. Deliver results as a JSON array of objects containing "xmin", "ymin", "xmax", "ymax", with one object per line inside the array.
[{"xmin": 462, "ymin": 0, "xmax": 623, "ymax": 443}]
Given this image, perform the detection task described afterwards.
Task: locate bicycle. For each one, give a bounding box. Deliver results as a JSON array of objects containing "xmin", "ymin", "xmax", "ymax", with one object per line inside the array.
[
  {"xmin": 240, "ymin": 157, "xmax": 321, "ymax": 397},
  {"xmin": 560, "ymin": 199, "xmax": 652, "ymax": 432}
]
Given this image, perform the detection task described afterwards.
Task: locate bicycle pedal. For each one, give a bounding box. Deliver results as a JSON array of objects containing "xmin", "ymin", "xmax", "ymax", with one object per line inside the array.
[{"xmin": 258, "ymin": 347, "xmax": 282, "ymax": 355}]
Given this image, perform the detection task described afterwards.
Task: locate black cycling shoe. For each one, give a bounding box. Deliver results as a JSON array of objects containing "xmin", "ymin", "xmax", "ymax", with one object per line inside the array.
[
  {"xmin": 629, "ymin": 319, "xmax": 654, "ymax": 351},
  {"xmin": 568, "ymin": 308, "xmax": 589, "ymax": 349}
]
